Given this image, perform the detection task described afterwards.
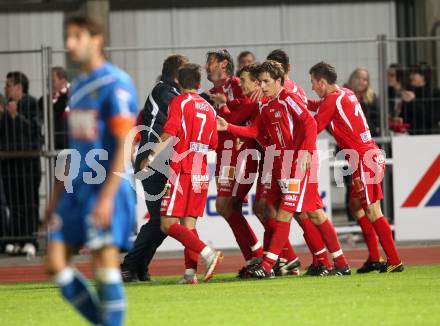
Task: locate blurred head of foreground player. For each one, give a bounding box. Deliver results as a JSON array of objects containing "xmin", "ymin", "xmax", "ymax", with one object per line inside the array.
[
  {"xmin": 309, "ymin": 61, "xmax": 339, "ymax": 98},
  {"xmin": 178, "ymin": 63, "xmax": 202, "ymax": 93},
  {"xmin": 257, "ymin": 60, "xmax": 285, "ymax": 98},
  {"xmin": 237, "ymin": 63, "xmax": 260, "ymax": 96},
  {"xmin": 64, "ymin": 16, "xmax": 105, "ymax": 71},
  {"xmin": 205, "ymin": 49, "xmax": 234, "ymax": 87}
]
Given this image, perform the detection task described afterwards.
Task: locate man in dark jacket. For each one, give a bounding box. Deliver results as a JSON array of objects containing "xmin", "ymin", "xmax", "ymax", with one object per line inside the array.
[
  {"xmin": 121, "ymin": 54, "xmax": 188, "ymax": 281},
  {"xmin": 0, "ymin": 71, "xmax": 43, "ymax": 254}
]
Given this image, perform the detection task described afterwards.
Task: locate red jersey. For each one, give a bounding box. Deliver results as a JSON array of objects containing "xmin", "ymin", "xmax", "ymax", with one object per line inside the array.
[
  {"xmin": 227, "ymin": 88, "xmax": 317, "ymax": 177},
  {"xmin": 162, "ymin": 92, "xmax": 217, "ymax": 174},
  {"xmin": 284, "ymin": 78, "xmax": 308, "ymax": 106},
  {"xmin": 308, "ymin": 87, "xmax": 378, "ymax": 155}
]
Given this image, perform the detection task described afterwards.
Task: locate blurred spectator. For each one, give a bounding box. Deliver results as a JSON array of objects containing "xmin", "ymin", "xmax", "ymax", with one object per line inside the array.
[
  {"xmin": 236, "ymin": 50, "xmax": 256, "ymax": 74},
  {"xmin": 38, "ymin": 66, "xmax": 70, "ymax": 150},
  {"xmin": 400, "ymin": 63, "xmax": 440, "ymax": 134},
  {"xmin": 346, "ymin": 67, "xmax": 380, "ymax": 137},
  {"xmin": 0, "ymin": 71, "xmax": 42, "ymax": 255},
  {"xmin": 387, "ymin": 63, "xmax": 413, "ymax": 133}
]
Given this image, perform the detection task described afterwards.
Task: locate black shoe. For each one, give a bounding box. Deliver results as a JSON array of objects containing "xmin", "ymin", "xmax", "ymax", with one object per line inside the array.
[
  {"xmin": 329, "ymin": 266, "xmax": 352, "ymax": 276},
  {"xmin": 304, "ymin": 264, "xmax": 330, "ymax": 276},
  {"xmin": 121, "ymin": 269, "xmax": 139, "ymax": 283},
  {"xmin": 357, "ymin": 260, "xmax": 385, "ymax": 274},
  {"xmin": 380, "ymin": 262, "xmax": 404, "ymax": 273},
  {"xmin": 274, "ymin": 258, "xmax": 300, "ymax": 276},
  {"xmin": 237, "ymin": 258, "xmax": 262, "ymax": 278},
  {"xmin": 237, "ymin": 266, "xmax": 249, "ymax": 279},
  {"xmin": 246, "ymin": 263, "xmax": 275, "ymax": 279},
  {"xmin": 137, "ymin": 270, "xmax": 152, "ymax": 282}
]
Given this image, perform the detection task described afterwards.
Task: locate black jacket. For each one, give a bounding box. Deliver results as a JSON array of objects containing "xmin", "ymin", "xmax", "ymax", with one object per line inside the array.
[
  {"xmin": 0, "ymin": 94, "xmax": 43, "ymax": 152},
  {"xmin": 134, "ymin": 78, "xmax": 180, "ymax": 179}
]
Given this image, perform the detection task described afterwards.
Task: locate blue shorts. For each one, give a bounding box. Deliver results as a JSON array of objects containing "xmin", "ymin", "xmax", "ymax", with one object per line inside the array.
[{"xmin": 49, "ymin": 180, "xmax": 136, "ymax": 251}]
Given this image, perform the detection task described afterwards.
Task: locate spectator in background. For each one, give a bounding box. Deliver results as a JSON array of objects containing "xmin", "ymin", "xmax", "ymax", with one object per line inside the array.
[
  {"xmin": 346, "ymin": 67, "xmax": 380, "ymax": 137},
  {"xmin": 38, "ymin": 66, "xmax": 70, "ymax": 150},
  {"xmin": 401, "ymin": 63, "xmax": 440, "ymax": 134},
  {"xmin": 0, "ymin": 71, "xmax": 42, "ymax": 256},
  {"xmin": 0, "ymin": 94, "xmax": 9, "ymax": 252},
  {"xmin": 236, "ymin": 50, "xmax": 256, "ymax": 74}
]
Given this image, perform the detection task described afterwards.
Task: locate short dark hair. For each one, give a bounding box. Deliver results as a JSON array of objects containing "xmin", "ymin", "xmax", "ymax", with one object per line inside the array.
[
  {"xmin": 64, "ymin": 15, "xmax": 104, "ymax": 37},
  {"xmin": 237, "ymin": 51, "xmax": 255, "ymax": 63},
  {"xmin": 162, "ymin": 54, "xmax": 189, "ymax": 81},
  {"xmin": 309, "ymin": 61, "xmax": 337, "ymax": 84},
  {"xmin": 389, "ymin": 63, "xmax": 405, "ymax": 84},
  {"xmin": 257, "ymin": 60, "xmax": 285, "ymax": 85},
  {"xmin": 206, "ymin": 49, "xmax": 234, "ymax": 76},
  {"xmin": 267, "ymin": 49, "xmax": 289, "ymax": 74},
  {"xmin": 178, "ymin": 63, "xmax": 201, "ymax": 90},
  {"xmin": 410, "ymin": 62, "xmax": 432, "ymax": 85},
  {"xmin": 6, "ymin": 71, "xmax": 29, "ymax": 94},
  {"xmin": 238, "ymin": 63, "xmax": 260, "ymax": 81},
  {"xmin": 52, "ymin": 66, "xmax": 68, "ymax": 80}
]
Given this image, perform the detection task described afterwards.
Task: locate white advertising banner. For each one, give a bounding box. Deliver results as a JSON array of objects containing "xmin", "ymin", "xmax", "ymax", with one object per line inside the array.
[
  {"xmin": 392, "ymin": 135, "xmax": 440, "ymax": 241},
  {"xmin": 136, "ymin": 139, "xmax": 332, "ymax": 252}
]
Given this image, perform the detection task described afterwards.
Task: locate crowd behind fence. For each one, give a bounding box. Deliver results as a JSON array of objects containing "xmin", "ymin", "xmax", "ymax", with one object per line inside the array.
[{"xmin": 0, "ymin": 36, "xmax": 439, "ymax": 256}]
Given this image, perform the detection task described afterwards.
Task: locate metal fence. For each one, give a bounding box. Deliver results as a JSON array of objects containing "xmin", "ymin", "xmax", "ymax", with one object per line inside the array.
[{"xmin": 1, "ymin": 36, "xmax": 440, "ymax": 254}]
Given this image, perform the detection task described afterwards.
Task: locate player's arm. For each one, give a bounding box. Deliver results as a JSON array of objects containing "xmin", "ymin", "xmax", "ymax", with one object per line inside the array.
[
  {"xmin": 313, "ymin": 98, "xmax": 336, "ymax": 134},
  {"xmin": 307, "ymin": 98, "xmax": 321, "ymax": 112},
  {"xmin": 209, "ymin": 116, "xmax": 218, "ymax": 150},
  {"xmin": 217, "ymin": 113, "xmax": 261, "ymax": 138},
  {"xmin": 93, "ymin": 86, "xmax": 136, "ymax": 228}
]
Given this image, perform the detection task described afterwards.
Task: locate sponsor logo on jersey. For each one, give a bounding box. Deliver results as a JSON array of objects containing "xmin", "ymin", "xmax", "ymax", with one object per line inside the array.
[
  {"xmin": 360, "ymin": 130, "xmax": 372, "ymax": 143},
  {"xmin": 190, "ymin": 142, "xmax": 209, "ymax": 153},
  {"xmin": 286, "ymin": 96, "xmax": 303, "ymax": 115},
  {"xmin": 278, "ymin": 178, "xmax": 300, "ymax": 194},
  {"xmin": 68, "ymin": 109, "xmax": 98, "ymax": 140}
]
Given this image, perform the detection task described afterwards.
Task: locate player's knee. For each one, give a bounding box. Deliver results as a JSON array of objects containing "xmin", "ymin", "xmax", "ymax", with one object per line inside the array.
[
  {"xmin": 216, "ymin": 199, "xmax": 231, "ymax": 218},
  {"xmin": 308, "ymin": 209, "xmax": 326, "ymax": 225}
]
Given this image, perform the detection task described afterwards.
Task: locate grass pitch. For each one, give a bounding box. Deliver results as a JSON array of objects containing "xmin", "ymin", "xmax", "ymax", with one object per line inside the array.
[{"xmin": 1, "ymin": 265, "xmax": 440, "ymax": 325}]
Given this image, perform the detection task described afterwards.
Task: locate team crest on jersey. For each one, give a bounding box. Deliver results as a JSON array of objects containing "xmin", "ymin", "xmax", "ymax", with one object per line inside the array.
[
  {"xmin": 68, "ymin": 109, "xmax": 99, "ymax": 140},
  {"xmin": 274, "ymin": 111, "xmax": 281, "ymax": 118},
  {"xmin": 90, "ymin": 90, "xmax": 99, "ymax": 99}
]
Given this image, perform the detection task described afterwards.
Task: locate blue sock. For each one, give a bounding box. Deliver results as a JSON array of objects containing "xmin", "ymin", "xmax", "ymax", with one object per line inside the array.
[
  {"xmin": 96, "ymin": 268, "xmax": 126, "ymax": 326},
  {"xmin": 55, "ymin": 267, "xmax": 101, "ymax": 325}
]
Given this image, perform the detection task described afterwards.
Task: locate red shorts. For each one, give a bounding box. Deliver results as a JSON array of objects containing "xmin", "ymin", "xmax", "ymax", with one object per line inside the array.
[
  {"xmin": 350, "ymin": 150, "xmax": 385, "ymax": 209},
  {"xmin": 160, "ymin": 173, "xmax": 209, "ymax": 218},
  {"xmin": 216, "ymin": 148, "xmax": 259, "ymax": 199},
  {"xmin": 264, "ymin": 169, "xmax": 323, "ymax": 213}
]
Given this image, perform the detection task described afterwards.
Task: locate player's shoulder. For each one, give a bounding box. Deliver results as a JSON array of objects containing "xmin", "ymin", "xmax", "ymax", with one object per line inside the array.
[
  {"xmin": 169, "ymin": 93, "xmax": 187, "ymax": 107},
  {"xmin": 104, "ymin": 62, "xmax": 135, "ymax": 90},
  {"xmin": 280, "ymin": 89, "xmax": 305, "ymax": 107}
]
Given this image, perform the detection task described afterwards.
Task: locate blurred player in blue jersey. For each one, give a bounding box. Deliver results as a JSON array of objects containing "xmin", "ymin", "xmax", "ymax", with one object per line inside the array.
[{"xmin": 45, "ymin": 16, "xmax": 137, "ymax": 326}]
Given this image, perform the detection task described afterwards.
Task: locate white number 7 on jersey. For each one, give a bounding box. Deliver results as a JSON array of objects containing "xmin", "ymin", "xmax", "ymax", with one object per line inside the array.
[{"xmin": 196, "ymin": 112, "xmax": 206, "ymax": 141}]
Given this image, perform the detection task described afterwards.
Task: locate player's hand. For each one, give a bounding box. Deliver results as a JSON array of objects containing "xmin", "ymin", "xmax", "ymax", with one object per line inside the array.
[
  {"xmin": 217, "ymin": 116, "xmax": 228, "ymax": 131},
  {"xmin": 401, "ymin": 90, "xmax": 415, "ymax": 102},
  {"xmin": 6, "ymin": 101, "xmax": 18, "ymax": 119},
  {"xmin": 140, "ymin": 158, "xmax": 151, "ymax": 170},
  {"xmin": 92, "ymin": 194, "xmax": 114, "ymax": 229},
  {"xmin": 299, "ymin": 151, "xmax": 312, "ymax": 173},
  {"xmin": 235, "ymin": 137, "xmax": 245, "ymax": 150},
  {"xmin": 250, "ymin": 88, "xmax": 263, "ymax": 103},
  {"xmin": 44, "ymin": 200, "xmax": 57, "ymax": 229},
  {"xmin": 209, "ymin": 93, "xmax": 227, "ymax": 105}
]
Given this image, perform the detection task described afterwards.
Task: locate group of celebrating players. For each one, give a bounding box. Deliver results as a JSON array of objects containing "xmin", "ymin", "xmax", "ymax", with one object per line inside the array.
[{"xmin": 44, "ymin": 15, "xmax": 404, "ymax": 326}]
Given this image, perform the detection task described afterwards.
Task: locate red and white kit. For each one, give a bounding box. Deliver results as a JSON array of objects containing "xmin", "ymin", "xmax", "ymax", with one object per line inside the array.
[
  {"xmin": 308, "ymin": 87, "xmax": 385, "ymax": 208},
  {"xmin": 160, "ymin": 92, "xmax": 218, "ymax": 217},
  {"xmin": 227, "ymin": 88, "xmax": 323, "ymax": 213},
  {"xmin": 211, "ymin": 77, "xmax": 260, "ymax": 199}
]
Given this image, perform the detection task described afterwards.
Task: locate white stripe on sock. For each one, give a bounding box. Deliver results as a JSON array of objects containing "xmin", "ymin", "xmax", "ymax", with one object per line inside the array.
[
  {"xmin": 314, "ymin": 248, "xmax": 327, "ymax": 256},
  {"xmin": 266, "ymin": 252, "xmax": 278, "ymax": 261},
  {"xmin": 251, "ymin": 241, "xmax": 262, "ymax": 252},
  {"xmin": 331, "ymin": 249, "xmax": 343, "ymax": 258},
  {"xmin": 96, "ymin": 268, "xmax": 122, "ymax": 284},
  {"xmin": 185, "ymin": 268, "xmax": 196, "ymax": 276}
]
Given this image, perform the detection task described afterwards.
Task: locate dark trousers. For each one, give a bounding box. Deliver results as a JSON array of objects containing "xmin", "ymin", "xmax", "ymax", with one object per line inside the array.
[
  {"xmin": 121, "ymin": 179, "xmax": 167, "ymax": 273},
  {"xmin": 0, "ymin": 158, "xmax": 41, "ymax": 245}
]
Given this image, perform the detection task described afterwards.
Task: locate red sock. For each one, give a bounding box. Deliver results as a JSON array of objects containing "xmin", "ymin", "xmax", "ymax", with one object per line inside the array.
[
  {"xmin": 263, "ymin": 219, "xmax": 277, "ymax": 253},
  {"xmin": 317, "ymin": 219, "xmax": 348, "ymax": 269},
  {"xmin": 280, "ymin": 240, "xmax": 297, "ymax": 261},
  {"xmin": 357, "ymin": 216, "xmax": 381, "ymax": 262},
  {"xmin": 167, "ymin": 223, "xmax": 206, "ymax": 253},
  {"xmin": 184, "ymin": 229, "xmax": 200, "ymax": 270},
  {"xmin": 262, "ymin": 221, "xmax": 291, "ymax": 273},
  {"xmin": 373, "ymin": 217, "xmax": 401, "ymax": 265},
  {"xmin": 300, "ymin": 218, "xmax": 332, "ymax": 268}
]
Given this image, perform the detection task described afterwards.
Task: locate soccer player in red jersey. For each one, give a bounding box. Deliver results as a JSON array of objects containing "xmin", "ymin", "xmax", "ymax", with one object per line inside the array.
[
  {"xmin": 308, "ymin": 62, "xmax": 403, "ymax": 273},
  {"xmin": 205, "ymin": 49, "xmax": 264, "ymax": 269},
  {"xmin": 143, "ymin": 64, "xmax": 223, "ymax": 283},
  {"xmin": 218, "ymin": 61, "xmax": 351, "ymax": 277}
]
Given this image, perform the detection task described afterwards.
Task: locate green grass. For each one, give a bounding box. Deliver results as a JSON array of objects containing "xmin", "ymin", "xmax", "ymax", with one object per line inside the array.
[{"xmin": 1, "ymin": 265, "xmax": 440, "ymax": 325}]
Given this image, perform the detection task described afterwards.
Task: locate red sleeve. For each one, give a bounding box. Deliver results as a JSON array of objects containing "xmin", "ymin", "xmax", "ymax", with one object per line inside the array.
[
  {"xmin": 313, "ymin": 97, "xmax": 337, "ymax": 134},
  {"xmin": 226, "ymin": 114, "xmax": 262, "ymax": 139},
  {"xmin": 228, "ymin": 102, "xmax": 259, "ymax": 125},
  {"xmin": 285, "ymin": 95, "xmax": 317, "ymax": 152},
  {"xmin": 217, "ymin": 104, "xmax": 231, "ymax": 118},
  {"xmin": 307, "ymin": 98, "xmax": 322, "ymax": 112},
  {"xmin": 162, "ymin": 101, "xmax": 181, "ymax": 136},
  {"xmin": 209, "ymin": 117, "xmax": 218, "ymax": 150}
]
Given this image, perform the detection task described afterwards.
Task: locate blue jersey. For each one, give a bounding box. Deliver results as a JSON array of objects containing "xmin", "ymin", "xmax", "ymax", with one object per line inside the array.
[{"xmin": 51, "ymin": 62, "xmax": 138, "ymax": 250}]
